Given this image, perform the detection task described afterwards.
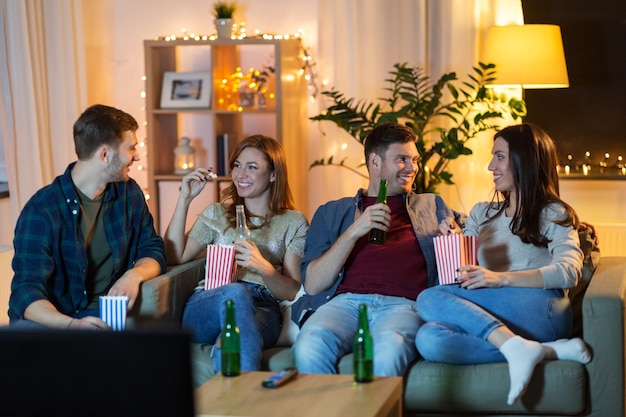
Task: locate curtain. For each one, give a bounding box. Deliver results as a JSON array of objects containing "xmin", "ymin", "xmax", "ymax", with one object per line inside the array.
[
  {"xmin": 307, "ymin": 0, "xmax": 523, "ymax": 215},
  {"xmin": 0, "ymin": 0, "xmax": 85, "ymax": 221}
]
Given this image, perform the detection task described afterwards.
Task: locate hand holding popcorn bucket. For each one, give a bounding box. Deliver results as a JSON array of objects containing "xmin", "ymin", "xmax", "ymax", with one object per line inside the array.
[
  {"xmin": 205, "ymin": 244, "xmax": 238, "ymax": 290},
  {"xmin": 433, "ymin": 234, "xmax": 477, "ymax": 285}
]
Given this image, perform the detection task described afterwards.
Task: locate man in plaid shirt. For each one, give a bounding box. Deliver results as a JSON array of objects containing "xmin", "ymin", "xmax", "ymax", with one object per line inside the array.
[{"xmin": 8, "ymin": 104, "xmax": 165, "ymax": 329}]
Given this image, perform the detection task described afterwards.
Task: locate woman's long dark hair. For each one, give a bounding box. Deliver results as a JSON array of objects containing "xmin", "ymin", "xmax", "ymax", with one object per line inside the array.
[{"xmin": 486, "ymin": 123, "xmax": 579, "ymax": 247}]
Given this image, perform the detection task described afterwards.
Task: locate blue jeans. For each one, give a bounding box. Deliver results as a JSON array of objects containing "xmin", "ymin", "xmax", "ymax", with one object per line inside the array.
[
  {"xmin": 182, "ymin": 281, "xmax": 281, "ymax": 372},
  {"xmin": 292, "ymin": 293, "xmax": 421, "ymax": 376},
  {"xmin": 415, "ymin": 284, "xmax": 573, "ymax": 364}
]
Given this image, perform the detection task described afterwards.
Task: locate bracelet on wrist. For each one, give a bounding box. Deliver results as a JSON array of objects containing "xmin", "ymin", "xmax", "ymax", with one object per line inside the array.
[{"xmin": 67, "ymin": 318, "xmax": 75, "ymax": 328}]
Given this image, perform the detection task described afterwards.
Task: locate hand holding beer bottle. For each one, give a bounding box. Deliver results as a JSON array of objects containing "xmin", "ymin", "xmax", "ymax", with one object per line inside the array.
[{"xmin": 368, "ymin": 179, "xmax": 388, "ymax": 244}]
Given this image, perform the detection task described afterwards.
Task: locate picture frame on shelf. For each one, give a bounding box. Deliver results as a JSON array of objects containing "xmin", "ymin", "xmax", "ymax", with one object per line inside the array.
[{"xmin": 160, "ymin": 71, "xmax": 212, "ymax": 109}]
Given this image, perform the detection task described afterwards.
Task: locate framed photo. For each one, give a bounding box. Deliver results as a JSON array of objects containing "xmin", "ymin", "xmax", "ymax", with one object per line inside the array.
[{"xmin": 160, "ymin": 71, "xmax": 212, "ymax": 109}]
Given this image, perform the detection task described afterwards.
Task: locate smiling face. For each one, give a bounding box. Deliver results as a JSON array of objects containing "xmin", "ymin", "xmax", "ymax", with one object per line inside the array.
[
  {"xmin": 106, "ymin": 130, "xmax": 139, "ymax": 182},
  {"xmin": 373, "ymin": 142, "xmax": 419, "ymax": 196},
  {"xmin": 231, "ymin": 147, "xmax": 276, "ymax": 202},
  {"xmin": 488, "ymin": 137, "xmax": 516, "ymax": 196}
]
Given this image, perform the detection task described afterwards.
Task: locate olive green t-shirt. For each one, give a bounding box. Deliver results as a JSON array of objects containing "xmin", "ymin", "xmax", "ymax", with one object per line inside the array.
[{"xmin": 75, "ymin": 187, "xmax": 114, "ymax": 309}]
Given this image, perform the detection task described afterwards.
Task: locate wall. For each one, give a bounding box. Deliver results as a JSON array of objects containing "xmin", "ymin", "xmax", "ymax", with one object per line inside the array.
[
  {"xmin": 0, "ymin": 247, "xmax": 13, "ymax": 325},
  {"xmin": 560, "ymin": 179, "xmax": 626, "ymax": 256},
  {"xmin": 0, "ymin": 199, "xmax": 12, "ymax": 245}
]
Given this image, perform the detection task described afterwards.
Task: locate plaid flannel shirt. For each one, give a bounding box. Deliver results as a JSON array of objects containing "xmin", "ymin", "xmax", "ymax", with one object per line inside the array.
[{"xmin": 9, "ymin": 163, "xmax": 165, "ymax": 320}]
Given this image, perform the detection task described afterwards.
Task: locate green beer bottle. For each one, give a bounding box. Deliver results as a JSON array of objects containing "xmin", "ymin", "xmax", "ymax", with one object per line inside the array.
[
  {"xmin": 368, "ymin": 179, "xmax": 387, "ymax": 244},
  {"xmin": 353, "ymin": 304, "xmax": 374, "ymax": 382},
  {"xmin": 221, "ymin": 299, "xmax": 241, "ymax": 377}
]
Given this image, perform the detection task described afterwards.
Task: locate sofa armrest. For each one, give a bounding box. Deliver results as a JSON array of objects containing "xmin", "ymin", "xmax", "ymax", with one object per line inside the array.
[
  {"xmin": 128, "ymin": 259, "xmax": 205, "ymax": 327},
  {"xmin": 582, "ymin": 256, "xmax": 626, "ymax": 417}
]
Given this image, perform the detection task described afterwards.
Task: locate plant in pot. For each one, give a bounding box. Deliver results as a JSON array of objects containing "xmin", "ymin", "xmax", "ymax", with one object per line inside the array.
[
  {"xmin": 310, "ymin": 62, "xmax": 526, "ymax": 193},
  {"xmin": 213, "ymin": 1, "xmax": 236, "ymax": 39}
]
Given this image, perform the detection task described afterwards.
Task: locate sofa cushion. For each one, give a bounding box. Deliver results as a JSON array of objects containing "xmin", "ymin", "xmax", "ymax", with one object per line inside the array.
[
  {"xmin": 404, "ymin": 360, "xmax": 586, "ymax": 415},
  {"xmin": 131, "ymin": 259, "xmax": 205, "ymax": 326},
  {"xmin": 262, "ymin": 346, "xmax": 355, "ymax": 375},
  {"xmin": 275, "ymin": 286, "xmax": 305, "ymax": 347},
  {"xmin": 569, "ymin": 226, "xmax": 601, "ymax": 337},
  {"xmin": 190, "ymin": 343, "xmax": 214, "ymax": 388}
]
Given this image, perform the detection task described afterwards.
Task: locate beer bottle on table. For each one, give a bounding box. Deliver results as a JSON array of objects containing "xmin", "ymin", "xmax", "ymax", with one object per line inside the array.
[
  {"xmin": 368, "ymin": 179, "xmax": 387, "ymax": 244},
  {"xmin": 353, "ymin": 303, "xmax": 374, "ymax": 383},
  {"xmin": 221, "ymin": 299, "xmax": 240, "ymax": 377}
]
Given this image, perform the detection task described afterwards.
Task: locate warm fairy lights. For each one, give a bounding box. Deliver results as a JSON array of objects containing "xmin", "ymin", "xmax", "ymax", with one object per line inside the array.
[
  {"xmin": 157, "ymin": 26, "xmax": 319, "ymax": 100},
  {"xmin": 214, "ymin": 66, "xmax": 276, "ymax": 111},
  {"xmin": 559, "ymin": 151, "xmax": 626, "ymax": 177}
]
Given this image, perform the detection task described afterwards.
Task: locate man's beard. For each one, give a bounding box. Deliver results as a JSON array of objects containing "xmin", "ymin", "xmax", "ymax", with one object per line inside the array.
[{"xmin": 106, "ymin": 153, "xmax": 129, "ymax": 182}]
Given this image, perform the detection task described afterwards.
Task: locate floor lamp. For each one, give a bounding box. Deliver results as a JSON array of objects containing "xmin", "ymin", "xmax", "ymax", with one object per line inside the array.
[{"xmin": 481, "ymin": 24, "xmax": 569, "ymax": 94}]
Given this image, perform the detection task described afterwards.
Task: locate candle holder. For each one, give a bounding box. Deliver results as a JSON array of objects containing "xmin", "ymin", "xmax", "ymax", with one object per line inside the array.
[{"xmin": 173, "ymin": 136, "xmax": 196, "ymax": 175}]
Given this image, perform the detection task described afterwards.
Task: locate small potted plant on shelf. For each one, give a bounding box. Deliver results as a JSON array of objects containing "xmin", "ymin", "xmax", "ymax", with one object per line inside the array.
[{"xmin": 213, "ymin": 1, "xmax": 236, "ymax": 39}]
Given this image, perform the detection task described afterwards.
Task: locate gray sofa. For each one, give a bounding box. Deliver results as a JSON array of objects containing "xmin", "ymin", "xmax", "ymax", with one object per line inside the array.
[{"xmin": 128, "ymin": 256, "xmax": 626, "ymax": 417}]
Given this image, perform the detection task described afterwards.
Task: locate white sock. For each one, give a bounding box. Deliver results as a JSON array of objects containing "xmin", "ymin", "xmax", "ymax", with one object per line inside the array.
[
  {"xmin": 542, "ymin": 338, "xmax": 591, "ymax": 364},
  {"xmin": 500, "ymin": 336, "xmax": 546, "ymax": 406}
]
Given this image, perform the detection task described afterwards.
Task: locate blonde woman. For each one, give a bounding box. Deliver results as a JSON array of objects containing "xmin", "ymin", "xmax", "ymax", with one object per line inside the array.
[{"xmin": 165, "ymin": 135, "xmax": 308, "ymax": 372}]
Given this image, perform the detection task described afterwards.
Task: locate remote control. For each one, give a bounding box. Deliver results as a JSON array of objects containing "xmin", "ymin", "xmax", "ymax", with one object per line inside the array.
[{"xmin": 261, "ymin": 367, "xmax": 299, "ymax": 388}]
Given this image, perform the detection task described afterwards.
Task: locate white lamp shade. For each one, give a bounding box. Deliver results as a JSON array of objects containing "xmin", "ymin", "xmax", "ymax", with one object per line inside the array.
[{"xmin": 482, "ymin": 24, "xmax": 569, "ymax": 89}]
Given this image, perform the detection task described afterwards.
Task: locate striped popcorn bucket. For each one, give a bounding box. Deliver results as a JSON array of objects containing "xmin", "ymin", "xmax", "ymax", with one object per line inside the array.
[
  {"xmin": 205, "ymin": 244, "xmax": 238, "ymax": 290},
  {"xmin": 99, "ymin": 295, "xmax": 129, "ymax": 331},
  {"xmin": 433, "ymin": 234, "xmax": 477, "ymax": 285}
]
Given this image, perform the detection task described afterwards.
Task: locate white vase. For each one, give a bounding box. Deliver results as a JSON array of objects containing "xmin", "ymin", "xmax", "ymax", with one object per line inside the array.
[{"xmin": 214, "ymin": 18, "xmax": 233, "ymax": 39}]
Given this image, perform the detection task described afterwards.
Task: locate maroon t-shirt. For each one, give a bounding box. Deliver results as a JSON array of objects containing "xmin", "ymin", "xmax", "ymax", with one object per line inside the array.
[{"xmin": 336, "ymin": 194, "xmax": 428, "ymax": 300}]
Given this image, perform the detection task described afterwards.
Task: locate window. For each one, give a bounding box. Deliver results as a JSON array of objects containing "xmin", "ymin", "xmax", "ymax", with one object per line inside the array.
[{"xmin": 522, "ymin": 0, "xmax": 626, "ymax": 170}]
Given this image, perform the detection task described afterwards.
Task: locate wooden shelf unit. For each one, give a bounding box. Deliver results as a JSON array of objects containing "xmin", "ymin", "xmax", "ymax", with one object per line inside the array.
[{"xmin": 144, "ymin": 37, "xmax": 308, "ymax": 233}]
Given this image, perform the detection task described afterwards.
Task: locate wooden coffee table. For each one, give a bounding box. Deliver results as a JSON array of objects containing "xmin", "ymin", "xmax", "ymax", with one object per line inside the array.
[{"xmin": 194, "ymin": 371, "xmax": 403, "ymax": 417}]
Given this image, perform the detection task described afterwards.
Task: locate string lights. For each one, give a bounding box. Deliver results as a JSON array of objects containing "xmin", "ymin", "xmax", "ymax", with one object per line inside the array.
[
  {"xmin": 157, "ymin": 26, "xmax": 319, "ymax": 100},
  {"xmin": 559, "ymin": 151, "xmax": 626, "ymax": 177}
]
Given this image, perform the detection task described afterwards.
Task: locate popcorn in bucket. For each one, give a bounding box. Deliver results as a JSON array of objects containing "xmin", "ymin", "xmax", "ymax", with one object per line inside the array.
[
  {"xmin": 433, "ymin": 234, "xmax": 477, "ymax": 285},
  {"xmin": 99, "ymin": 295, "xmax": 128, "ymax": 331},
  {"xmin": 205, "ymin": 244, "xmax": 238, "ymax": 290}
]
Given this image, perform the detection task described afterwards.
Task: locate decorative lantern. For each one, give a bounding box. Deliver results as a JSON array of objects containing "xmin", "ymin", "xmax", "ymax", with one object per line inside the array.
[{"xmin": 173, "ymin": 136, "xmax": 196, "ymax": 175}]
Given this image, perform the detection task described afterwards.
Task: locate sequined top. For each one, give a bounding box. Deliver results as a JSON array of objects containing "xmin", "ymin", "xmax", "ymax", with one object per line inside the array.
[{"xmin": 188, "ymin": 203, "xmax": 309, "ymax": 288}]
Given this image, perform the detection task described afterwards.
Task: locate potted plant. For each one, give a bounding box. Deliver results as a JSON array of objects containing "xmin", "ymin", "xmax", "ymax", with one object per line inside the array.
[
  {"xmin": 310, "ymin": 62, "xmax": 526, "ymax": 193},
  {"xmin": 213, "ymin": 1, "xmax": 236, "ymax": 39}
]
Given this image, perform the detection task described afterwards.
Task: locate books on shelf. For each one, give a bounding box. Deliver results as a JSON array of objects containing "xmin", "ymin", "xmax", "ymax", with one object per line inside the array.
[{"xmin": 216, "ymin": 133, "xmax": 238, "ymax": 176}]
